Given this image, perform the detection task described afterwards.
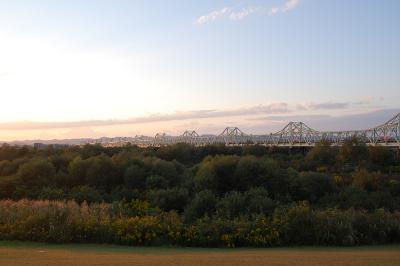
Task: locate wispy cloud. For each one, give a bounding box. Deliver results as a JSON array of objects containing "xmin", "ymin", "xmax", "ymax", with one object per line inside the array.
[
  {"xmin": 245, "ymin": 108, "xmax": 400, "ymax": 133},
  {"xmin": 196, "ymin": 0, "xmax": 301, "ymax": 24},
  {"xmin": 0, "ymin": 103, "xmax": 290, "ymax": 130},
  {"xmin": 0, "ymin": 101, "xmax": 368, "ymax": 131},
  {"xmin": 0, "ymin": 103, "xmax": 396, "ymax": 142},
  {"xmin": 229, "ymin": 7, "xmax": 259, "ymax": 21},
  {"xmin": 296, "ymin": 102, "xmax": 350, "ymax": 111},
  {"xmin": 196, "ymin": 7, "xmax": 231, "ymax": 24},
  {"xmin": 269, "ymin": 0, "xmax": 301, "ymax": 16}
]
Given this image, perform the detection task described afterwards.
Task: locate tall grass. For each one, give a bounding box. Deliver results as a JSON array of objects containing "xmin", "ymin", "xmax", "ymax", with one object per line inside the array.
[{"xmin": 0, "ymin": 200, "xmax": 399, "ymax": 247}]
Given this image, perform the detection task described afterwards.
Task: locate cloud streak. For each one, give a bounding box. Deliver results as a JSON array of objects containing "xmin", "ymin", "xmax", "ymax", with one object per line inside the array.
[
  {"xmin": 296, "ymin": 102, "xmax": 350, "ymax": 111},
  {"xmin": 0, "ymin": 101, "xmax": 359, "ymax": 131},
  {"xmin": 0, "ymin": 103, "xmax": 289, "ymax": 130},
  {"xmin": 251, "ymin": 108, "xmax": 400, "ymax": 131},
  {"xmin": 196, "ymin": 0, "xmax": 301, "ymax": 24},
  {"xmin": 229, "ymin": 7, "xmax": 259, "ymax": 21},
  {"xmin": 196, "ymin": 7, "xmax": 231, "ymax": 24},
  {"xmin": 269, "ymin": 0, "xmax": 301, "ymax": 15}
]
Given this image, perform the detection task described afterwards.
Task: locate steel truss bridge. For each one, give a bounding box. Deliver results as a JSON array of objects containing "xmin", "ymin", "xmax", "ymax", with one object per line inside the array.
[{"xmin": 90, "ymin": 113, "xmax": 400, "ymax": 148}]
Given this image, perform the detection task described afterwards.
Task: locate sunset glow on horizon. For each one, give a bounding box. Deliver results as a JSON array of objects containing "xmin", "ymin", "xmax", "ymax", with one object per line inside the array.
[{"xmin": 0, "ymin": 0, "xmax": 399, "ymax": 141}]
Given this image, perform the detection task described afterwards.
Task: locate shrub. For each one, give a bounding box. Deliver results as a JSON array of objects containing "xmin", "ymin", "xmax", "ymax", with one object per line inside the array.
[
  {"xmin": 0, "ymin": 199, "xmax": 399, "ymax": 247},
  {"xmin": 184, "ymin": 190, "xmax": 217, "ymax": 222},
  {"xmin": 69, "ymin": 186, "xmax": 103, "ymax": 204},
  {"xmin": 148, "ymin": 187, "xmax": 189, "ymax": 212}
]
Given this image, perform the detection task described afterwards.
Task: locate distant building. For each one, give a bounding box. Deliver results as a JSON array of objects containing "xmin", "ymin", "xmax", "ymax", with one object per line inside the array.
[
  {"xmin": 33, "ymin": 143, "xmax": 46, "ymax": 149},
  {"xmin": 33, "ymin": 143, "xmax": 69, "ymax": 149}
]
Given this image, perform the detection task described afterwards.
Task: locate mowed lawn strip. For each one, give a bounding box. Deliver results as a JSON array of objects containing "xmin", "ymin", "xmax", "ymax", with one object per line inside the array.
[{"xmin": 0, "ymin": 242, "xmax": 399, "ymax": 266}]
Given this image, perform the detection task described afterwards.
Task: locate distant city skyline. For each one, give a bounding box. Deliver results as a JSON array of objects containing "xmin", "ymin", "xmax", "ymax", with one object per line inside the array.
[{"xmin": 0, "ymin": 0, "xmax": 399, "ymax": 141}]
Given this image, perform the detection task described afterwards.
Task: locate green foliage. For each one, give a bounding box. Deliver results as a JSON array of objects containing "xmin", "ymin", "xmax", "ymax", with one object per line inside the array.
[
  {"xmin": 0, "ymin": 143, "xmax": 399, "ymax": 247},
  {"xmin": 305, "ymin": 140, "xmax": 338, "ymax": 171},
  {"xmin": 184, "ymin": 190, "xmax": 217, "ymax": 222},
  {"xmin": 338, "ymin": 137, "xmax": 369, "ymax": 170},
  {"xmin": 194, "ymin": 155, "xmax": 239, "ymax": 194},
  {"xmin": 245, "ymin": 187, "xmax": 275, "ymax": 216},
  {"xmin": 38, "ymin": 187, "xmax": 66, "ymax": 200},
  {"xmin": 194, "ymin": 155, "xmax": 279, "ymax": 195},
  {"xmin": 148, "ymin": 187, "xmax": 189, "ymax": 212},
  {"xmin": 123, "ymin": 164, "xmax": 146, "ymax": 189},
  {"xmin": 0, "ymin": 144, "xmax": 30, "ymax": 161},
  {"xmin": 68, "ymin": 157, "xmax": 90, "ymax": 186},
  {"xmin": 68, "ymin": 155, "xmax": 121, "ymax": 190},
  {"xmin": 17, "ymin": 159, "xmax": 56, "ymax": 187},
  {"xmin": 216, "ymin": 191, "xmax": 247, "ymax": 219},
  {"xmin": 0, "ymin": 199, "xmax": 398, "ymax": 247},
  {"xmin": 69, "ymin": 186, "xmax": 103, "ymax": 204},
  {"xmin": 273, "ymin": 202, "xmax": 400, "ymax": 246},
  {"xmin": 368, "ymin": 146, "xmax": 397, "ymax": 171},
  {"xmin": 288, "ymin": 172, "xmax": 336, "ymax": 202},
  {"xmin": 156, "ymin": 143, "xmax": 199, "ymax": 165},
  {"xmin": 234, "ymin": 156, "xmax": 277, "ymax": 190},
  {"xmin": 86, "ymin": 155, "xmax": 121, "ymax": 190},
  {"xmin": 352, "ymin": 169, "xmax": 380, "ymax": 191},
  {"xmin": 0, "ymin": 175, "xmax": 18, "ymax": 198},
  {"xmin": 0, "ymin": 160, "xmax": 18, "ymax": 176},
  {"xmin": 145, "ymin": 175, "xmax": 168, "ymax": 190},
  {"xmin": 216, "ymin": 188, "xmax": 275, "ymax": 219},
  {"xmin": 274, "ymin": 202, "xmax": 315, "ymax": 245}
]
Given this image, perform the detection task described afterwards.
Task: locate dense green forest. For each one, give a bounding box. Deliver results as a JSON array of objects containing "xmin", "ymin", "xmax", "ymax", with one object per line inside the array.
[{"xmin": 0, "ymin": 139, "xmax": 400, "ymax": 247}]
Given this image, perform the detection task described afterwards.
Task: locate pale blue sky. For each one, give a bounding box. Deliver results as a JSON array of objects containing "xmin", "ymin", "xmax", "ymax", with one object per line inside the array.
[{"xmin": 0, "ymin": 0, "xmax": 399, "ymax": 140}]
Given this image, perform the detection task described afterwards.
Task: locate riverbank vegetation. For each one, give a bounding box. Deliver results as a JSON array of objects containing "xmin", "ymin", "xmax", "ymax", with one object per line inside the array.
[{"xmin": 0, "ymin": 140, "xmax": 399, "ymax": 247}]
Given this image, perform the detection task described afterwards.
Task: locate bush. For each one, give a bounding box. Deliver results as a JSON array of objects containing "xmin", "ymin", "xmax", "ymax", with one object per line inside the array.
[
  {"xmin": 216, "ymin": 188, "xmax": 275, "ymax": 219},
  {"xmin": 16, "ymin": 159, "xmax": 56, "ymax": 197},
  {"xmin": 112, "ymin": 216, "xmax": 162, "ymax": 245},
  {"xmin": 288, "ymin": 172, "xmax": 336, "ymax": 202},
  {"xmin": 245, "ymin": 187, "xmax": 275, "ymax": 216},
  {"xmin": 69, "ymin": 186, "xmax": 103, "ymax": 204},
  {"xmin": 0, "ymin": 199, "xmax": 399, "ymax": 247},
  {"xmin": 0, "ymin": 143, "xmax": 399, "ymax": 247},
  {"xmin": 184, "ymin": 190, "xmax": 217, "ymax": 222},
  {"xmin": 123, "ymin": 164, "xmax": 146, "ymax": 189},
  {"xmin": 38, "ymin": 187, "xmax": 66, "ymax": 200},
  {"xmin": 216, "ymin": 191, "xmax": 247, "ymax": 219},
  {"xmin": 148, "ymin": 187, "xmax": 189, "ymax": 212}
]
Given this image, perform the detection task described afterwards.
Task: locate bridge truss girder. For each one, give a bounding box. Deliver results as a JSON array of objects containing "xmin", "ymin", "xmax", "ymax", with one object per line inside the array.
[{"xmin": 87, "ymin": 113, "xmax": 400, "ymax": 148}]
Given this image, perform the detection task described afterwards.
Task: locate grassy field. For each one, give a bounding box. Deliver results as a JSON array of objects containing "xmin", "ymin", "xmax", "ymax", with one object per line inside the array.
[{"xmin": 0, "ymin": 242, "xmax": 399, "ymax": 266}]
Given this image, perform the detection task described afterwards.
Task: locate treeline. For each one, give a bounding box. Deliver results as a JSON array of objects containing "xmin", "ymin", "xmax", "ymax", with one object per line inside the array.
[
  {"xmin": 0, "ymin": 200, "xmax": 399, "ymax": 247},
  {"xmin": 0, "ymin": 139, "xmax": 399, "ymax": 246}
]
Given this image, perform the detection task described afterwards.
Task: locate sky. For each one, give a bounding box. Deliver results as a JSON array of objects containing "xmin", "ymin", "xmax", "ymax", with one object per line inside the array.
[{"xmin": 0, "ymin": 0, "xmax": 399, "ymax": 141}]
